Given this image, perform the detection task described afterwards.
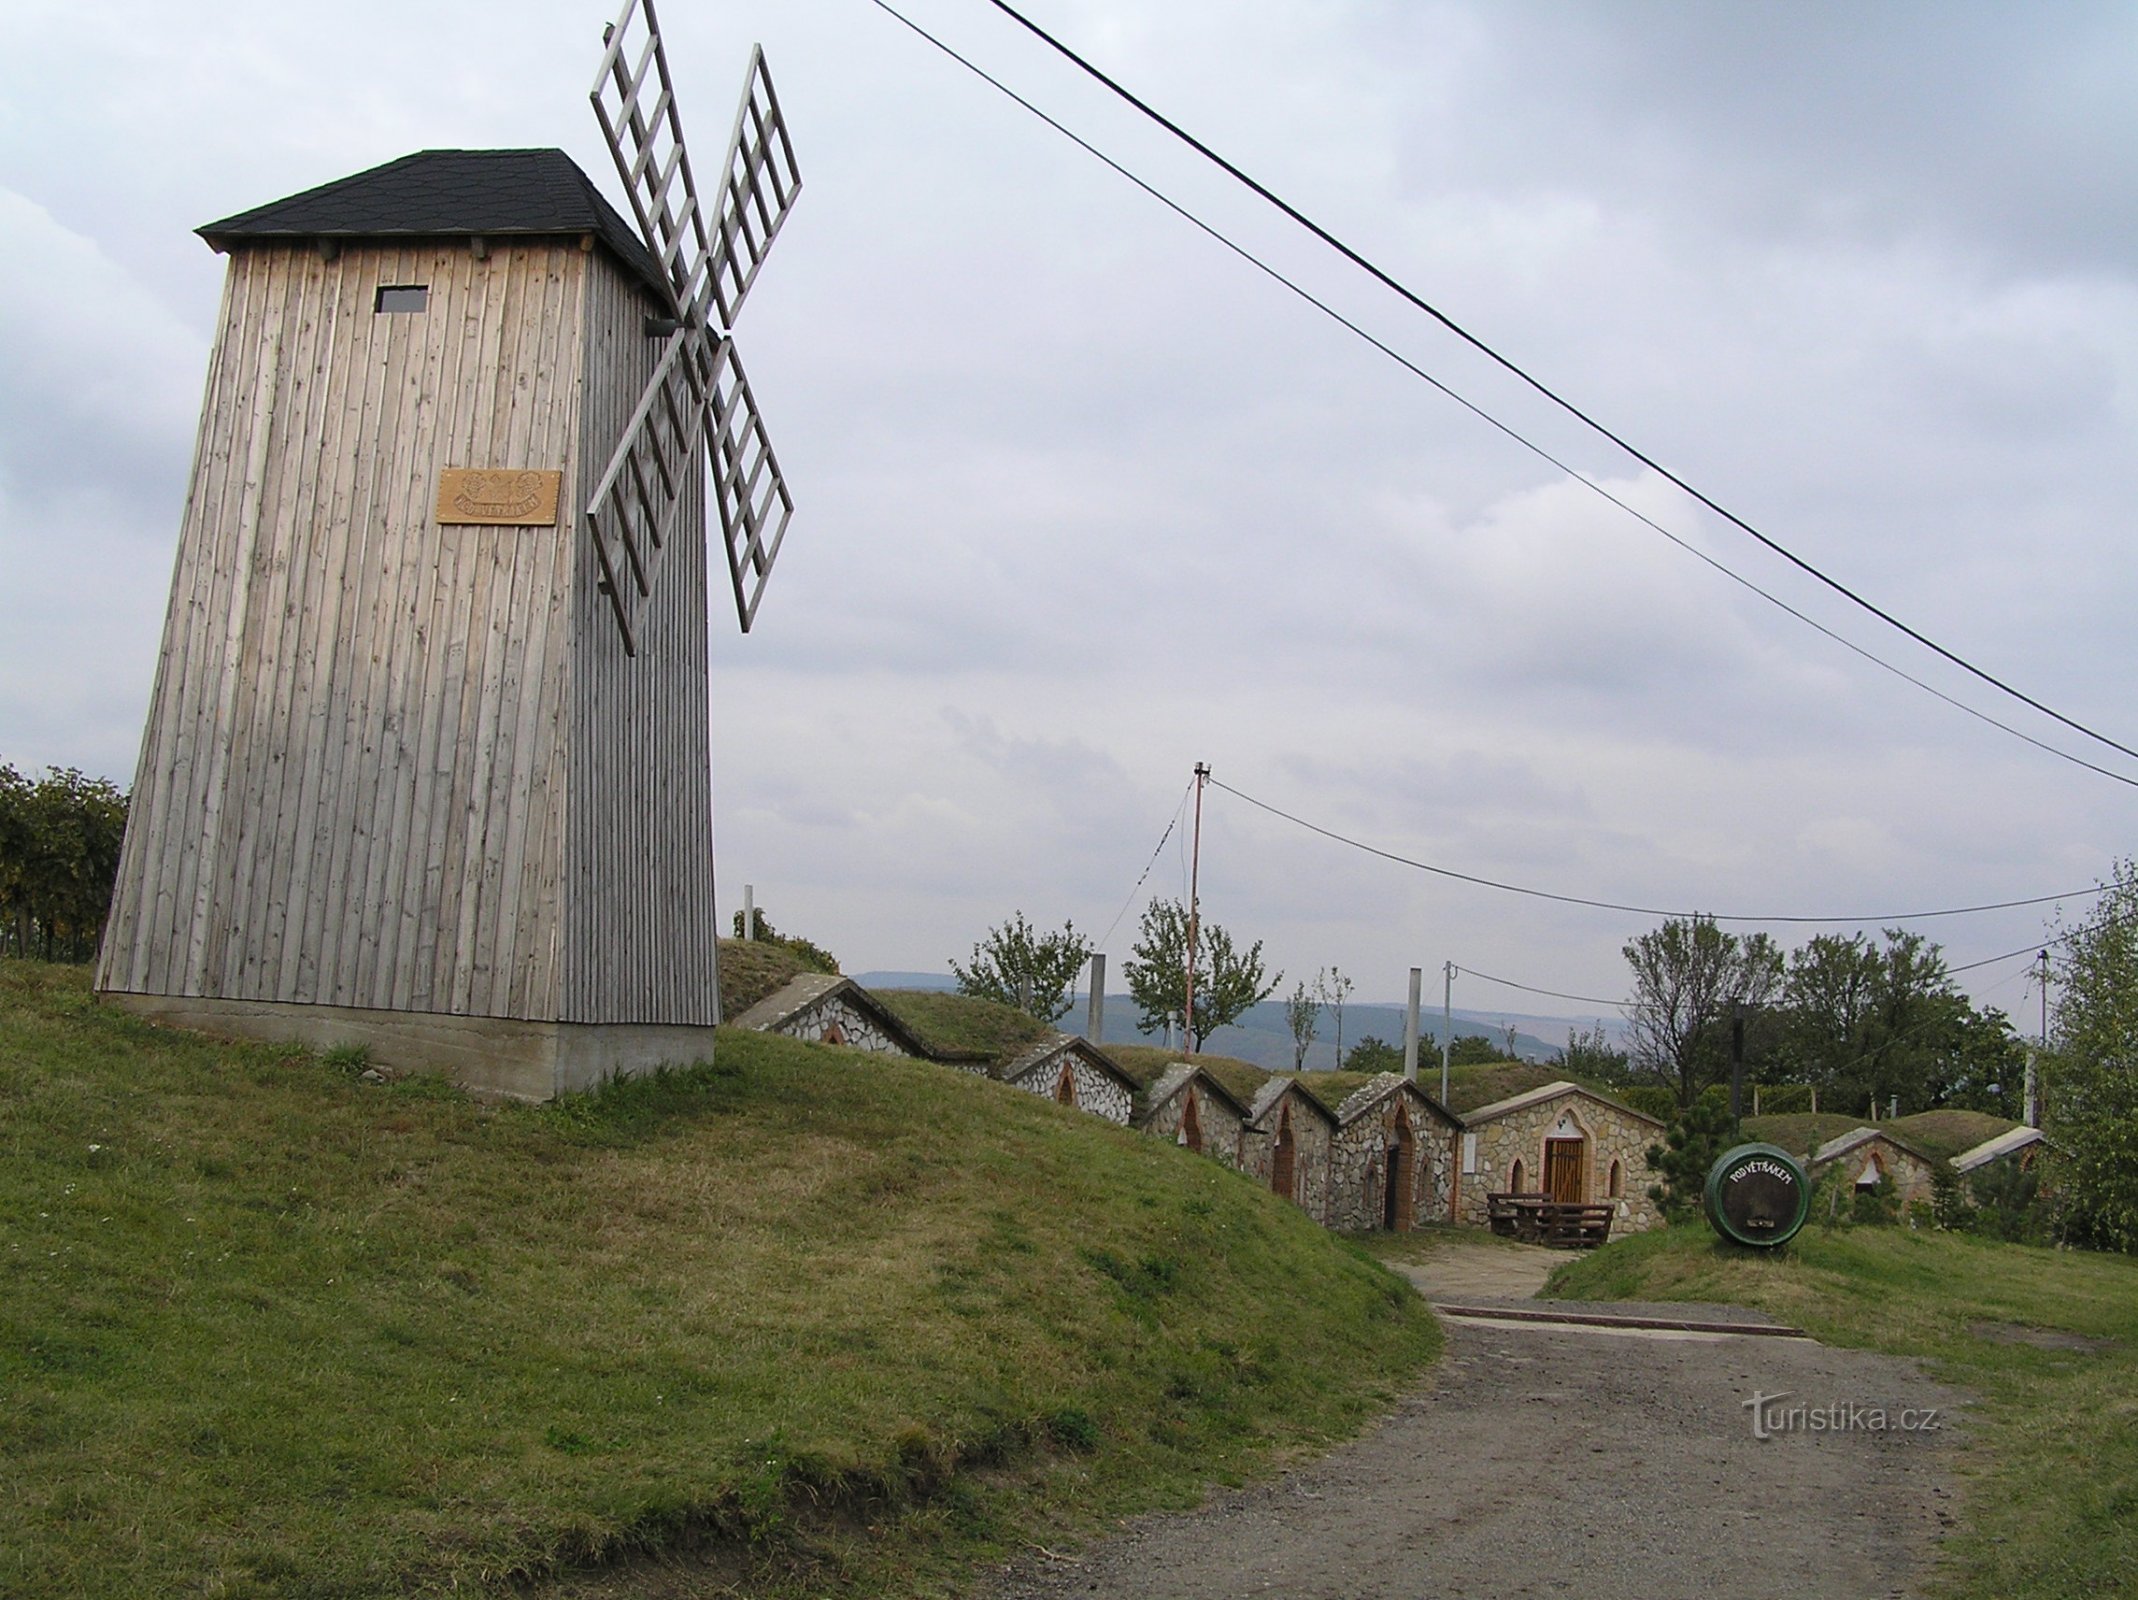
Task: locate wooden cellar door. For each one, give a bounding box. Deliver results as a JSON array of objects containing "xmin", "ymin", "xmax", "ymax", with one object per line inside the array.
[
  {"xmin": 1272, "ymin": 1107, "xmax": 1296, "ymax": 1202},
  {"xmin": 1544, "ymin": 1137, "xmax": 1585, "ymax": 1203},
  {"xmin": 1388, "ymin": 1105, "xmax": 1418, "ymax": 1231},
  {"xmin": 1181, "ymin": 1088, "xmax": 1203, "ymax": 1154},
  {"xmin": 1055, "ymin": 1062, "xmax": 1077, "ymax": 1108}
]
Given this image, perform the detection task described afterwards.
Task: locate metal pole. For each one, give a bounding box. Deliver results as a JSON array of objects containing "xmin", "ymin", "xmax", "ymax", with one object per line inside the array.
[
  {"xmin": 742, "ymin": 884, "xmax": 755, "ymax": 940},
  {"xmin": 1403, "ymin": 966, "xmax": 1422, "ymax": 1081},
  {"xmin": 1087, "ymin": 952, "xmax": 1106, "ymax": 1044},
  {"xmin": 1729, "ymin": 1005, "xmax": 1745, "ymax": 1121},
  {"xmin": 1185, "ymin": 762, "xmax": 1208, "ymax": 1052},
  {"xmin": 2029, "ymin": 948, "xmax": 2049, "ymax": 1127},
  {"xmin": 1439, "ymin": 961, "xmax": 1454, "ymax": 1106}
]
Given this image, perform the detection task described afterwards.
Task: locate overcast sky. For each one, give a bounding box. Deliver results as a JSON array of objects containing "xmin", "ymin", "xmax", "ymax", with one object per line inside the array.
[{"xmin": 3, "ymin": 0, "xmax": 2134, "ymax": 1030}]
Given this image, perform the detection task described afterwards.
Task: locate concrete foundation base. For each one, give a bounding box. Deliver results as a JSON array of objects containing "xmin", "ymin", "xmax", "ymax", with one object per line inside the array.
[{"xmin": 97, "ymin": 991, "xmax": 720, "ymax": 1102}]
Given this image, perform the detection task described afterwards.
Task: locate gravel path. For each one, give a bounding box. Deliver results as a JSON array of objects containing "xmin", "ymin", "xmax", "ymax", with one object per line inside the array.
[{"xmin": 981, "ymin": 1241, "xmax": 1966, "ymax": 1600}]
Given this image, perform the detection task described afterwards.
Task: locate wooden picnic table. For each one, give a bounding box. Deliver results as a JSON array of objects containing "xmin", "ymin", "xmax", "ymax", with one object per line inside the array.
[{"xmin": 1486, "ymin": 1192, "xmax": 1614, "ymax": 1248}]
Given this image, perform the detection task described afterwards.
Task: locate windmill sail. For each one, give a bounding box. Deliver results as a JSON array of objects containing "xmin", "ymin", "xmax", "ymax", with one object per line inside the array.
[{"xmin": 588, "ymin": 0, "xmax": 801, "ymax": 650}]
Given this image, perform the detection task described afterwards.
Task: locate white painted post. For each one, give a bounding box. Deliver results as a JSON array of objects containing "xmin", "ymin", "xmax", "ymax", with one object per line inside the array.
[
  {"xmin": 1403, "ymin": 966, "xmax": 1421, "ymax": 1081},
  {"xmin": 1087, "ymin": 953, "xmax": 1106, "ymax": 1044}
]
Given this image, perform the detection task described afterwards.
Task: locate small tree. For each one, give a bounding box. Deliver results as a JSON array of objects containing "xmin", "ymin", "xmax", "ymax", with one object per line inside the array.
[
  {"xmin": 1625, "ymin": 916, "xmax": 1782, "ymax": 1110},
  {"xmin": 2041, "ymin": 858, "xmax": 2138, "ymax": 1251},
  {"xmin": 1448, "ymin": 1033, "xmax": 1508, "ymax": 1066},
  {"xmin": 1122, "ymin": 898, "xmax": 1280, "ymax": 1052},
  {"xmin": 949, "ymin": 911, "xmax": 1091, "ymax": 1022},
  {"xmin": 1285, "ymin": 974, "xmax": 1323, "ymax": 1070},
  {"xmin": 1320, "ymin": 966, "xmax": 1354, "ymax": 1068},
  {"xmin": 1556, "ymin": 1023, "xmax": 1630, "ymax": 1085},
  {"xmin": 0, "ymin": 764, "xmax": 129, "ymax": 962},
  {"xmin": 1344, "ymin": 1035, "xmax": 1403, "ymax": 1074},
  {"xmin": 1644, "ymin": 1094, "xmax": 1740, "ymax": 1220}
]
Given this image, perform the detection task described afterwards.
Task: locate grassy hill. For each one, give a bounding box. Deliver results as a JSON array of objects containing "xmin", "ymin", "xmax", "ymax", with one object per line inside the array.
[
  {"xmin": 1738, "ymin": 1109, "xmax": 2024, "ymax": 1163},
  {"xmin": 715, "ymin": 937, "xmax": 815, "ymax": 1022},
  {"xmin": 1739, "ymin": 1111, "xmax": 1872, "ymax": 1157},
  {"xmin": 869, "ymin": 987, "xmax": 1053, "ymax": 1066},
  {"xmin": 1, "ymin": 962, "xmax": 1438, "ymax": 1598},
  {"xmin": 1888, "ymin": 1108, "xmax": 2021, "ymax": 1162},
  {"xmin": 1547, "ymin": 1223, "xmax": 2138, "ymax": 1600}
]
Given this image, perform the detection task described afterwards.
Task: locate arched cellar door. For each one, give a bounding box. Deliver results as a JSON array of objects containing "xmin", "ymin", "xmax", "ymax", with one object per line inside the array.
[
  {"xmin": 1383, "ymin": 1104, "xmax": 1418, "ymax": 1231},
  {"xmin": 1544, "ymin": 1137, "xmax": 1585, "ymax": 1203},
  {"xmin": 1272, "ymin": 1106, "xmax": 1296, "ymax": 1202}
]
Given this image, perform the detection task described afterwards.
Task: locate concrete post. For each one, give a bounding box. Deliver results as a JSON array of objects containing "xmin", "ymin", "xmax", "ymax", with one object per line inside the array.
[
  {"xmin": 741, "ymin": 884, "xmax": 754, "ymax": 940},
  {"xmin": 1439, "ymin": 961, "xmax": 1454, "ymax": 1107},
  {"xmin": 1087, "ymin": 953, "xmax": 1106, "ymax": 1044},
  {"xmin": 1403, "ymin": 966, "xmax": 1422, "ymax": 1081}
]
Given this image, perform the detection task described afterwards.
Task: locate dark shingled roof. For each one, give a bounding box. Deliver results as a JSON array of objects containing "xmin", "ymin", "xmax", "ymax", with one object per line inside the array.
[{"xmin": 198, "ymin": 149, "xmax": 668, "ymax": 303}]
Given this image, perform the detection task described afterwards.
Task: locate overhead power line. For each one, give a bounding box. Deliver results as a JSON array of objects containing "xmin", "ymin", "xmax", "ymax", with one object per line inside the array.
[
  {"xmin": 1453, "ymin": 965, "xmax": 1628, "ymax": 1010},
  {"xmin": 1210, "ymin": 775, "xmax": 2104, "ymax": 926},
  {"xmin": 1094, "ymin": 777, "xmax": 1193, "ymax": 949},
  {"xmin": 867, "ymin": 3, "xmax": 2138, "ymax": 793},
  {"xmin": 978, "ymin": 0, "xmax": 2138, "ymax": 774}
]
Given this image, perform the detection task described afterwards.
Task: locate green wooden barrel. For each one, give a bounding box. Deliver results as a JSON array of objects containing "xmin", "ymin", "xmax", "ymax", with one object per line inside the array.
[{"xmin": 1704, "ymin": 1143, "xmax": 1809, "ymax": 1248}]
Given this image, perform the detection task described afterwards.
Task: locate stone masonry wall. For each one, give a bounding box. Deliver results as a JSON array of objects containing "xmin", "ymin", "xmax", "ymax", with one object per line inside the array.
[
  {"xmin": 1239, "ymin": 1089, "xmax": 1334, "ymax": 1225},
  {"xmin": 1143, "ymin": 1083, "xmax": 1247, "ymax": 1170},
  {"xmin": 1326, "ymin": 1093, "xmax": 1460, "ymax": 1232},
  {"xmin": 773, "ymin": 993, "xmax": 908, "ymax": 1055},
  {"xmin": 1815, "ymin": 1136, "xmax": 1938, "ymax": 1213},
  {"xmin": 1007, "ymin": 1052, "xmax": 1134, "ymax": 1126},
  {"xmin": 1459, "ymin": 1094, "xmax": 1665, "ymax": 1234}
]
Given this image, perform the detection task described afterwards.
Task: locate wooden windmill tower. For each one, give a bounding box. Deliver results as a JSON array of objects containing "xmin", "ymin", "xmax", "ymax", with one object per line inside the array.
[{"xmin": 95, "ymin": 0, "xmax": 800, "ymax": 1100}]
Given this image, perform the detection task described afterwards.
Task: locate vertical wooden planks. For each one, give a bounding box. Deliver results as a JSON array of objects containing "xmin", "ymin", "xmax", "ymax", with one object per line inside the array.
[
  {"xmin": 103, "ymin": 236, "xmax": 593, "ymax": 1023},
  {"xmin": 563, "ymin": 253, "xmax": 720, "ymax": 1027}
]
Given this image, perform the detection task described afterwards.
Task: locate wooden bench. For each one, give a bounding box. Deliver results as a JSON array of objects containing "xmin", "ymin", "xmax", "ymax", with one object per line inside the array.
[{"xmin": 1486, "ymin": 1193, "xmax": 1615, "ymax": 1249}]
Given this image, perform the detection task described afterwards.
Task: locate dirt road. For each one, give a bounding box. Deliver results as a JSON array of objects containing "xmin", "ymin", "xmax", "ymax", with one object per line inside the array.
[{"xmin": 983, "ymin": 1239, "xmax": 1964, "ymax": 1600}]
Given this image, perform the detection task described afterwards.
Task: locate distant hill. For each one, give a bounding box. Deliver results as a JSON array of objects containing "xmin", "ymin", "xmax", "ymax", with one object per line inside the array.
[{"xmin": 851, "ymin": 975, "xmax": 1595, "ymax": 1071}]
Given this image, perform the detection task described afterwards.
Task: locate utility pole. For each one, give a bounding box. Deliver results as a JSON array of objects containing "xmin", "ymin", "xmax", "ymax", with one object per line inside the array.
[
  {"xmin": 1184, "ymin": 762, "xmax": 1208, "ymax": 1053},
  {"xmin": 1729, "ymin": 1003, "xmax": 1745, "ymax": 1122},
  {"xmin": 741, "ymin": 884, "xmax": 755, "ymax": 940},
  {"xmin": 1086, "ymin": 952, "xmax": 1106, "ymax": 1045},
  {"xmin": 2027, "ymin": 947, "xmax": 2050, "ymax": 1128},
  {"xmin": 1440, "ymin": 961, "xmax": 1455, "ymax": 1106},
  {"xmin": 1403, "ymin": 966, "xmax": 1422, "ymax": 1082}
]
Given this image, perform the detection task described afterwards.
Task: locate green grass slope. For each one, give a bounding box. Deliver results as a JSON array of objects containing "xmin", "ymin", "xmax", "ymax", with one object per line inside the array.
[
  {"xmin": 870, "ymin": 988, "xmax": 1053, "ymax": 1066},
  {"xmin": 715, "ymin": 937, "xmax": 813, "ymax": 1022},
  {"xmin": 1739, "ymin": 1111, "xmax": 1871, "ymax": 1157},
  {"xmin": 1102, "ymin": 1043, "xmax": 1268, "ymax": 1103},
  {"xmin": 1888, "ymin": 1108, "xmax": 2020, "ymax": 1163},
  {"xmin": 1546, "ymin": 1224, "xmax": 2138, "ymax": 1600},
  {"xmin": 1, "ymin": 962, "xmax": 1436, "ymax": 1598}
]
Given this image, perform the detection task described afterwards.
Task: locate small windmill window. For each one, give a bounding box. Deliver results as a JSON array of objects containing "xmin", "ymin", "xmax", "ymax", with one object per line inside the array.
[{"xmin": 375, "ymin": 285, "xmax": 429, "ymax": 314}]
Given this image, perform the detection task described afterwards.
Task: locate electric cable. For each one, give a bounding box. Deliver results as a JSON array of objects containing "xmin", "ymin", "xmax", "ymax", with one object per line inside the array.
[
  {"xmin": 868, "ymin": 1, "xmax": 2138, "ymax": 792},
  {"xmin": 979, "ymin": 0, "xmax": 2138, "ymax": 771},
  {"xmin": 1210, "ymin": 774, "xmax": 2103, "ymax": 925},
  {"xmin": 1451, "ymin": 965, "xmax": 1628, "ymax": 1010},
  {"xmin": 1095, "ymin": 778, "xmax": 1193, "ymax": 950}
]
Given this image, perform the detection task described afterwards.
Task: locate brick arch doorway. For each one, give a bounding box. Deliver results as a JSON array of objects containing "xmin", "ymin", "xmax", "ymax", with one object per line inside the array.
[
  {"xmin": 1382, "ymin": 1103, "xmax": 1418, "ymax": 1231},
  {"xmin": 1272, "ymin": 1106, "xmax": 1296, "ymax": 1201}
]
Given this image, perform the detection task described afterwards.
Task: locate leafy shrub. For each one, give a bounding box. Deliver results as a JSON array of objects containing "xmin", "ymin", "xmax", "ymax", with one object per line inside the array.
[{"xmin": 730, "ymin": 908, "xmax": 838, "ymax": 975}]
